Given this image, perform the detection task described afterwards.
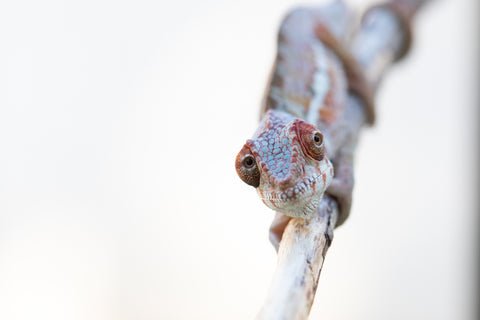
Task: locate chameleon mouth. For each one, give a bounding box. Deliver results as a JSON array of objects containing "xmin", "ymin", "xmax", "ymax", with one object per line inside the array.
[{"xmin": 258, "ymin": 173, "xmax": 327, "ymax": 206}]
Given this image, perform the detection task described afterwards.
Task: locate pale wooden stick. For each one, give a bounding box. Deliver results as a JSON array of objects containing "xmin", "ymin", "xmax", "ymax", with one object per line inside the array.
[
  {"xmin": 258, "ymin": 1, "xmax": 429, "ymax": 319},
  {"xmin": 258, "ymin": 196, "xmax": 338, "ymax": 320}
]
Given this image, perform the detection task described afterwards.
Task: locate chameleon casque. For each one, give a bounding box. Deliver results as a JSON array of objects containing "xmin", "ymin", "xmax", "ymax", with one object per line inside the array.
[{"xmin": 235, "ymin": 3, "xmax": 378, "ymax": 249}]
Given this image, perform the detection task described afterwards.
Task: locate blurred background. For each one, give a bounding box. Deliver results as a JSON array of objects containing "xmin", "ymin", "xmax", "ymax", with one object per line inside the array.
[{"xmin": 0, "ymin": 0, "xmax": 478, "ymax": 319}]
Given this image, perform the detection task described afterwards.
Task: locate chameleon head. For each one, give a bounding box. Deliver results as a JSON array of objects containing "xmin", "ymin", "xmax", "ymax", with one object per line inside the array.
[{"xmin": 235, "ymin": 110, "xmax": 334, "ymax": 218}]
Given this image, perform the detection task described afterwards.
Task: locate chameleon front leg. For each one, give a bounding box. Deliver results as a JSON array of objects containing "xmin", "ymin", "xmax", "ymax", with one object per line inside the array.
[
  {"xmin": 326, "ymin": 140, "xmax": 355, "ymax": 227},
  {"xmin": 269, "ymin": 212, "xmax": 292, "ymax": 251}
]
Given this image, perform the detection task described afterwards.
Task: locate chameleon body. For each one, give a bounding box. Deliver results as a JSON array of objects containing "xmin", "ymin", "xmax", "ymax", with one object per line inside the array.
[{"xmin": 235, "ymin": 4, "xmax": 373, "ymax": 248}]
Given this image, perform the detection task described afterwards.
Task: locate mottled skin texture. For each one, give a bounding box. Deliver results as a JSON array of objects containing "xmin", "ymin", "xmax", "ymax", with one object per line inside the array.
[
  {"xmin": 238, "ymin": 110, "xmax": 334, "ymax": 218},
  {"xmin": 236, "ymin": 6, "xmax": 366, "ymax": 249}
]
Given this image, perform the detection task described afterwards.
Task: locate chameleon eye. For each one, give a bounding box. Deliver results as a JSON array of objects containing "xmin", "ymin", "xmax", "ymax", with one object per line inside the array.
[
  {"xmin": 313, "ymin": 132, "xmax": 323, "ymax": 145},
  {"xmin": 295, "ymin": 121, "xmax": 325, "ymax": 161},
  {"xmin": 243, "ymin": 155, "xmax": 255, "ymax": 168},
  {"xmin": 235, "ymin": 144, "xmax": 260, "ymax": 187}
]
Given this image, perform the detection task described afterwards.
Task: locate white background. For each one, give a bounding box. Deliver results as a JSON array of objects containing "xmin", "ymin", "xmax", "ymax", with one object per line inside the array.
[{"xmin": 0, "ymin": 0, "xmax": 477, "ymax": 319}]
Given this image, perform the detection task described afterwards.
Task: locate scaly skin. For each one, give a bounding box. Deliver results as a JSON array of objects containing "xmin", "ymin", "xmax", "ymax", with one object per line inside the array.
[
  {"xmin": 236, "ymin": 109, "xmax": 334, "ymax": 218},
  {"xmin": 236, "ymin": 4, "xmax": 364, "ymax": 249}
]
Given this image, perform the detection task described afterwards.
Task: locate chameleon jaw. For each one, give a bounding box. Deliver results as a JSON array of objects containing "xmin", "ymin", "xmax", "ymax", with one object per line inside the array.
[{"xmin": 257, "ymin": 171, "xmax": 332, "ymax": 218}]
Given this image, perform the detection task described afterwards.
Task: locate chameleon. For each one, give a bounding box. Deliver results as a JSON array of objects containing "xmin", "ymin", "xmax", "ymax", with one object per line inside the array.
[{"xmin": 235, "ymin": 2, "xmax": 377, "ymax": 250}]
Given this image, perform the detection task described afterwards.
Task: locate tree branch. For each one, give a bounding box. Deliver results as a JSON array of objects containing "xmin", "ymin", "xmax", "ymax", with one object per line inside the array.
[{"xmin": 258, "ymin": 197, "xmax": 338, "ymax": 320}]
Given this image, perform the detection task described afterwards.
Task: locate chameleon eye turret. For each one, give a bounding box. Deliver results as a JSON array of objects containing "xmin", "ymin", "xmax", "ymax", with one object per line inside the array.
[
  {"xmin": 235, "ymin": 144, "xmax": 260, "ymax": 188},
  {"xmin": 295, "ymin": 121, "xmax": 325, "ymax": 161}
]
